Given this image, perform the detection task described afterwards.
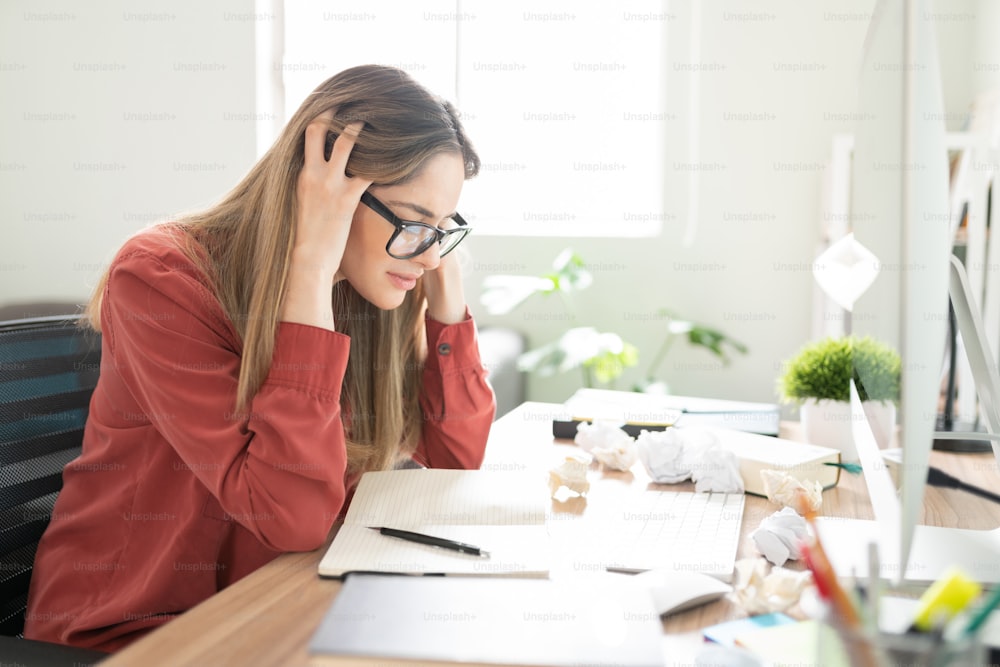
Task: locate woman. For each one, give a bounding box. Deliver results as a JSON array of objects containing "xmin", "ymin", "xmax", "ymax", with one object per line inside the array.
[{"xmin": 24, "ymin": 64, "xmax": 495, "ymax": 651}]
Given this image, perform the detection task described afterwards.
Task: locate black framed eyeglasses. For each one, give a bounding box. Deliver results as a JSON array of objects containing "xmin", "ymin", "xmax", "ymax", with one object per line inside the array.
[{"xmin": 360, "ymin": 191, "xmax": 472, "ymax": 260}]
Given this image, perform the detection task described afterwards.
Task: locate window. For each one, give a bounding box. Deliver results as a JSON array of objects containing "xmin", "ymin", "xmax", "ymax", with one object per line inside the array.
[{"xmin": 275, "ymin": 0, "xmax": 668, "ymax": 237}]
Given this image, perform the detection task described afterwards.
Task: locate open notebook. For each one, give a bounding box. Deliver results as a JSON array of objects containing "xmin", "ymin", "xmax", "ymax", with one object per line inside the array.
[
  {"xmin": 319, "ymin": 469, "xmax": 745, "ymax": 581},
  {"xmin": 318, "ymin": 469, "xmax": 552, "ymax": 577}
]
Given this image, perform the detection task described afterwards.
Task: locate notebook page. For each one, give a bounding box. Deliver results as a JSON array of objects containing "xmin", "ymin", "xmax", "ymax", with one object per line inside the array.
[
  {"xmin": 319, "ymin": 470, "xmax": 552, "ymax": 576},
  {"xmin": 343, "ymin": 469, "xmax": 548, "ymax": 528}
]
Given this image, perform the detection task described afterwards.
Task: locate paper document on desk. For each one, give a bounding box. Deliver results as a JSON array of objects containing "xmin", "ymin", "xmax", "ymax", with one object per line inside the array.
[
  {"xmin": 309, "ymin": 574, "xmax": 664, "ymax": 666},
  {"xmin": 554, "ymin": 388, "xmax": 780, "ymax": 438},
  {"xmin": 318, "ymin": 469, "xmax": 551, "ymax": 577}
]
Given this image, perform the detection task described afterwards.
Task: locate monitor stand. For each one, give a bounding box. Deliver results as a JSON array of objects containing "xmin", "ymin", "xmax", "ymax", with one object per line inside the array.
[
  {"xmin": 933, "ymin": 418, "xmax": 993, "ymax": 453},
  {"xmin": 816, "ymin": 519, "xmax": 1000, "ymax": 585},
  {"xmin": 933, "ymin": 299, "xmax": 993, "ymax": 453},
  {"xmin": 941, "ymin": 255, "xmax": 1000, "ymax": 461}
]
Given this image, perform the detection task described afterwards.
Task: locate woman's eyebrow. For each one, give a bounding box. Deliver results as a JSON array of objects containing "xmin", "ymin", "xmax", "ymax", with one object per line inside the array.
[{"xmin": 386, "ymin": 199, "xmax": 456, "ymax": 221}]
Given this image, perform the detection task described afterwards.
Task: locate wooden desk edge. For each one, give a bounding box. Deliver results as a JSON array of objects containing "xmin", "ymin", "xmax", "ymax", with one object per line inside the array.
[{"xmin": 98, "ymin": 403, "xmax": 1000, "ymax": 666}]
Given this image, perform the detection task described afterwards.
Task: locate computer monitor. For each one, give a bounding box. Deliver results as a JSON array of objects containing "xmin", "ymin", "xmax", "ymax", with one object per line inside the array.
[{"xmin": 815, "ymin": 0, "xmax": 1000, "ymax": 584}]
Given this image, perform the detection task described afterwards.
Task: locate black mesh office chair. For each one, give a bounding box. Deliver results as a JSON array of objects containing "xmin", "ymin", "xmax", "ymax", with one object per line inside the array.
[{"xmin": 0, "ymin": 315, "xmax": 108, "ymax": 664}]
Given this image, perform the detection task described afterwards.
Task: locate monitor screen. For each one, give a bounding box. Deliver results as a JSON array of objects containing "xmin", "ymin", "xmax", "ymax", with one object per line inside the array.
[
  {"xmin": 849, "ymin": 0, "xmax": 952, "ymax": 578},
  {"xmin": 813, "ymin": 0, "xmax": 1000, "ymax": 584}
]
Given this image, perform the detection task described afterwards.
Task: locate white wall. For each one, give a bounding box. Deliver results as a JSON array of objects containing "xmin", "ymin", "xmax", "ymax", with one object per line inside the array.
[
  {"xmin": 467, "ymin": 0, "xmax": 984, "ymax": 407},
  {"xmin": 0, "ymin": 0, "xmax": 257, "ymax": 309},
  {"xmin": 972, "ymin": 0, "xmax": 1000, "ymax": 96},
  {"xmin": 934, "ymin": 0, "xmax": 977, "ymax": 131},
  {"xmin": 0, "ymin": 0, "xmax": 987, "ymax": 408}
]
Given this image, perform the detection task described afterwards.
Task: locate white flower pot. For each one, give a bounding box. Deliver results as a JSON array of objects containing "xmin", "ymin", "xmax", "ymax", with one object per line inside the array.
[{"xmin": 799, "ymin": 399, "xmax": 896, "ymax": 461}]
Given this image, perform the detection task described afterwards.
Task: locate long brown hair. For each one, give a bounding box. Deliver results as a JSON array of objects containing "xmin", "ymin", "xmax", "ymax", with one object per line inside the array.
[{"xmin": 87, "ymin": 65, "xmax": 480, "ymax": 474}]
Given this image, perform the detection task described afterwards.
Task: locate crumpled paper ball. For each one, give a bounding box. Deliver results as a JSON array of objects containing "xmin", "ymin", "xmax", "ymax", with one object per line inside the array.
[
  {"xmin": 760, "ymin": 469, "xmax": 823, "ymax": 513},
  {"xmin": 750, "ymin": 507, "xmax": 810, "ymax": 566},
  {"xmin": 591, "ymin": 441, "xmax": 639, "ymax": 471},
  {"xmin": 635, "ymin": 429, "xmax": 691, "ymax": 483},
  {"xmin": 574, "ymin": 421, "xmax": 637, "ymax": 471},
  {"xmin": 636, "ymin": 428, "xmax": 743, "ymax": 493},
  {"xmin": 691, "ymin": 444, "xmax": 745, "ymax": 494},
  {"xmin": 731, "ymin": 557, "xmax": 813, "ymax": 614},
  {"xmin": 548, "ymin": 456, "xmax": 591, "ymax": 498}
]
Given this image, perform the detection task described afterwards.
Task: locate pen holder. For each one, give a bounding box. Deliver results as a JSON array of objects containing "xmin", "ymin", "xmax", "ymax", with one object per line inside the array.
[{"xmin": 822, "ymin": 622, "xmax": 985, "ymax": 667}]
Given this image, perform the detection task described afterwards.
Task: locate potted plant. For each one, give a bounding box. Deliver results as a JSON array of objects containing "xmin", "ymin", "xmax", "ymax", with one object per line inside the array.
[
  {"xmin": 480, "ymin": 248, "xmax": 747, "ymax": 390},
  {"xmin": 778, "ymin": 336, "xmax": 901, "ymax": 458},
  {"xmin": 480, "ymin": 249, "xmax": 638, "ymax": 388}
]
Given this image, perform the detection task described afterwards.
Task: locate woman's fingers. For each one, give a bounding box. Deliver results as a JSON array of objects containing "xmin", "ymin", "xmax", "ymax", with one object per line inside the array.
[
  {"xmin": 293, "ymin": 114, "xmax": 372, "ymax": 261},
  {"xmin": 300, "ymin": 115, "xmax": 371, "ymax": 202},
  {"xmin": 303, "ymin": 110, "xmax": 335, "ymax": 167},
  {"xmin": 327, "ymin": 120, "xmax": 365, "ymax": 170}
]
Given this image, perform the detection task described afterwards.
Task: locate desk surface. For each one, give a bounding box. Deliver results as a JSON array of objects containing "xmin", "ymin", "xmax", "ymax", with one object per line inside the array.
[{"xmin": 99, "ymin": 401, "xmax": 1000, "ymax": 666}]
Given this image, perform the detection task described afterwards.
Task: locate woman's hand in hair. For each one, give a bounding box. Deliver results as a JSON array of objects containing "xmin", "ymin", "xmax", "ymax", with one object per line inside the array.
[
  {"xmin": 422, "ymin": 252, "xmax": 468, "ymax": 325},
  {"xmin": 282, "ymin": 118, "xmax": 371, "ymax": 331},
  {"xmin": 294, "ymin": 117, "xmax": 370, "ymax": 277}
]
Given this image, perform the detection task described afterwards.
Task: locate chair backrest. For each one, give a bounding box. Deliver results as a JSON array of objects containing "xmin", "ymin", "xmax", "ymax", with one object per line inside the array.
[{"xmin": 0, "ymin": 315, "xmax": 100, "ymax": 636}]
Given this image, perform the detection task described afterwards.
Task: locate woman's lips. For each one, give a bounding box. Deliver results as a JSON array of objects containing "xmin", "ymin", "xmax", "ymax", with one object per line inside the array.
[{"xmin": 388, "ymin": 272, "xmax": 419, "ymax": 290}]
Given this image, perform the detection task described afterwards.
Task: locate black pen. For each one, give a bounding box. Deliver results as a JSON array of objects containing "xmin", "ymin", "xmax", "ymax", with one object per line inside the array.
[{"xmin": 368, "ymin": 526, "xmax": 491, "ymax": 558}]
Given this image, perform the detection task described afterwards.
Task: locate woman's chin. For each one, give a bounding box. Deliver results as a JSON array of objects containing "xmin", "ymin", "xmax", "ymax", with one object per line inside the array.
[
  {"xmin": 343, "ymin": 279, "xmax": 405, "ymax": 311},
  {"xmin": 367, "ymin": 291, "xmax": 406, "ymax": 311}
]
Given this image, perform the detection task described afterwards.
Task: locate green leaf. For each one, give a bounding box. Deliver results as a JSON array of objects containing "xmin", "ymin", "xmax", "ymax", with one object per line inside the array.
[
  {"xmin": 479, "ymin": 275, "xmax": 556, "ymax": 315},
  {"xmin": 549, "ymin": 248, "xmax": 593, "ymax": 292},
  {"xmin": 583, "ymin": 342, "xmax": 639, "ymax": 384},
  {"xmin": 516, "ymin": 341, "xmax": 567, "ymax": 377},
  {"xmin": 518, "ymin": 327, "xmax": 638, "ymax": 386},
  {"xmin": 687, "ymin": 326, "xmax": 749, "ymax": 364}
]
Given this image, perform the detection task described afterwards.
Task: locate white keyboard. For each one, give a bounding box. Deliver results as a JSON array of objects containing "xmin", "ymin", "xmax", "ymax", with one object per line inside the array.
[{"xmin": 548, "ymin": 491, "xmax": 745, "ymax": 582}]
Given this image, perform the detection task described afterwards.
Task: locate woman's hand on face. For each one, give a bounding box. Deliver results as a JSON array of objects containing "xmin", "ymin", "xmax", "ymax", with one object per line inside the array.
[
  {"xmin": 422, "ymin": 251, "xmax": 468, "ymax": 325},
  {"xmin": 292, "ymin": 116, "xmax": 372, "ymax": 280},
  {"xmin": 280, "ymin": 115, "xmax": 371, "ymax": 331}
]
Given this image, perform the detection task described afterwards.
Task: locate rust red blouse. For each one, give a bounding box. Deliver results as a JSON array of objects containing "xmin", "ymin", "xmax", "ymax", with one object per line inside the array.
[{"xmin": 24, "ymin": 226, "xmax": 495, "ymax": 651}]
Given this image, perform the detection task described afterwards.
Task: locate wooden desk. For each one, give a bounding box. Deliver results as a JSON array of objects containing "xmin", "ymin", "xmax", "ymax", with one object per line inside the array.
[{"xmin": 99, "ymin": 402, "xmax": 1000, "ymax": 666}]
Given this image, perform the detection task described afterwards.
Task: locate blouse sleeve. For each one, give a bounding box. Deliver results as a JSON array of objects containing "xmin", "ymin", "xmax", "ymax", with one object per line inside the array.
[
  {"xmin": 413, "ymin": 310, "xmax": 496, "ymax": 469},
  {"xmin": 102, "ymin": 248, "xmax": 350, "ymax": 552}
]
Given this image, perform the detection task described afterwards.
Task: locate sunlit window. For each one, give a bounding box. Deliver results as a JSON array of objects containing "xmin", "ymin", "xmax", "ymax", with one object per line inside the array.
[{"xmin": 275, "ymin": 0, "xmax": 668, "ymax": 237}]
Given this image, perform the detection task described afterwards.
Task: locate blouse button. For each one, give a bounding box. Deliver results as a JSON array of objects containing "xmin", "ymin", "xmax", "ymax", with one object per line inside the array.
[{"xmin": 437, "ymin": 343, "xmax": 452, "ymax": 356}]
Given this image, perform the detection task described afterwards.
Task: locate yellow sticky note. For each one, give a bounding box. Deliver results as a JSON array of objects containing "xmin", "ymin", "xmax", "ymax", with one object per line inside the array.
[{"xmin": 912, "ymin": 567, "xmax": 982, "ymax": 632}]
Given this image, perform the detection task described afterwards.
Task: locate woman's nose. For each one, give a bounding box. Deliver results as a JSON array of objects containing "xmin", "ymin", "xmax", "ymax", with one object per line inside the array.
[{"xmin": 413, "ymin": 243, "xmax": 441, "ymax": 270}]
